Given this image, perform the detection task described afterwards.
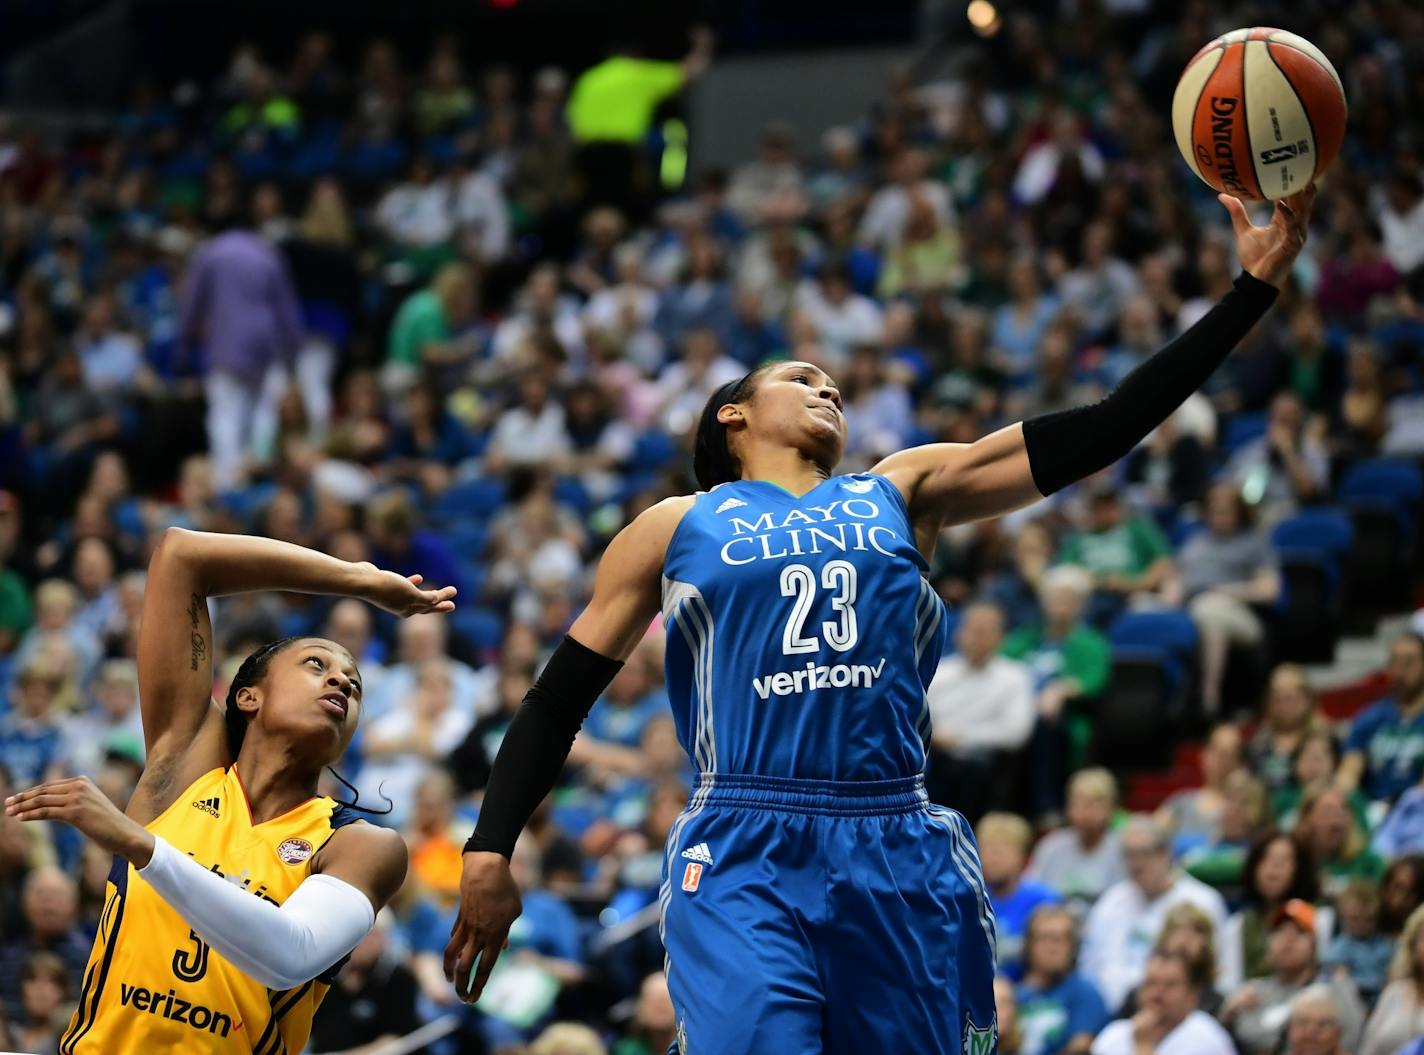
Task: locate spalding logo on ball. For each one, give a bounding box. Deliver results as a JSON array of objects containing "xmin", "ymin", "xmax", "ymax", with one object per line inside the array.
[{"xmin": 1172, "ymin": 28, "xmax": 1347, "ymax": 201}]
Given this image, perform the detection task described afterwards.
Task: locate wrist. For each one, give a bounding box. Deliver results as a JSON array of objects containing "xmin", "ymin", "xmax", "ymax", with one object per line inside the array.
[
  {"xmin": 129, "ymin": 830, "xmax": 158, "ymax": 870},
  {"xmin": 464, "ymin": 833, "xmax": 513, "ymax": 862}
]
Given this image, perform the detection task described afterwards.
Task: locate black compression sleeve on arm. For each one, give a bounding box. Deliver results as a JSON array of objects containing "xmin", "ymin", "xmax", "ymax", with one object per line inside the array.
[
  {"xmin": 463, "ymin": 634, "xmax": 623, "ymax": 859},
  {"xmin": 1022, "ymin": 271, "xmax": 1278, "ymax": 496}
]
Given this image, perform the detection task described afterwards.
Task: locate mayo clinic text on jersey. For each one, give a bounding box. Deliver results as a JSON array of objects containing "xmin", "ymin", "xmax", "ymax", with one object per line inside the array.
[{"xmin": 719, "ymin": 498, "xmax": 897, "ymax": 566}]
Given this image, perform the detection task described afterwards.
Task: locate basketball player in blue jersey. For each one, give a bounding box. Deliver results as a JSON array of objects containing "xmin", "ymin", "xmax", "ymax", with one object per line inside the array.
[{"xmin": 447, "ymin": 188, "xmax": 1316, "ymax": 1053}]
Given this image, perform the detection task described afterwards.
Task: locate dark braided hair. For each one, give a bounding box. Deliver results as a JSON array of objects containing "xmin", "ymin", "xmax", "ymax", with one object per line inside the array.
[
  {"xmin": 692, "ymin": 365, "xmax": 774, "ymax": 491},
  {"xmin": 224, "ymin": 637, "xmax": 391, "ymax": 816}
]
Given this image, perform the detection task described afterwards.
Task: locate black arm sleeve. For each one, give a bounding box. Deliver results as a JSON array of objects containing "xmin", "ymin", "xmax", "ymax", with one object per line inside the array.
[
  {"xmin": 1022, "ymin": 271, "xmax": 1278, "ymax": 496},
  {"xmin": 462, "ymin": 635, "xmax": 623, "ymax": 859}
]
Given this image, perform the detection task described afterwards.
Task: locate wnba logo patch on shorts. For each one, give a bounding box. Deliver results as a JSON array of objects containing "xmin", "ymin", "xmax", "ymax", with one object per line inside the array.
[
  {"xmin": 276, "ymin": 838, "xmax": 314, "ymax": 865},
  {"xmin": 681, "ymin": 862, "xmax": 703, "ymax": 892}
]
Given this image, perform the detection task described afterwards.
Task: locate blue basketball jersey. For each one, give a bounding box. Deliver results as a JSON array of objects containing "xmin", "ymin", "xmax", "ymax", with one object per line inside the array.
[{"xmin": 660, "ymin": 473, "xmax": 948, "ymax": 782}]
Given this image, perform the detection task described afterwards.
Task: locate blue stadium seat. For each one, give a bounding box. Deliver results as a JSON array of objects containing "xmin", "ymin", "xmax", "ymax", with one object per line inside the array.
[
  {"xmin": 630, "ymin": 431, "xmax": 678, "ymax": 473},
  {"xmin": 444, "ymin": 520, "xmax": 490, "ymax": 560},
  {"xmin": 1108, "ymin": 611, "xmax": 1199, "ymax": 657},
  {"xmin": 553, "ymin": 476, "xmax": 592, "ymax": 515},
  {"xmin": 1221, "ymin": 412, "xmax": 1269, "ymax": 455},
  {"xmin": 1270, "ymin": 508, "xmax": 1355, "ymax": 562},
  {"xmin": 1108, "ymin": 612, "xmax": 1199, "ymax": 697},
  {"xmin": 1339, "ymin": 458, "xmax": 1423, "ymax": 538},
  {"xmin": 450, "ymin": 606, "xmax": 505, "ymax": 652},
  {"xmin": 431, "ymin": 478, "xmax": 507, "ymax": 522}
]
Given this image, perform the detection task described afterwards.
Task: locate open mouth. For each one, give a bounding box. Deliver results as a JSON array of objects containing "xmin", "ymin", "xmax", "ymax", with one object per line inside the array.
[{"xmin": 318, "ymin": 693, "xmax": 349, "ymax": 719}]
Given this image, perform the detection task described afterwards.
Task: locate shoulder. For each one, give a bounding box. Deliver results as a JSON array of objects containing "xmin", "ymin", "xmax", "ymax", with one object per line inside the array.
[
  {"xmin": 1179, "ymin": 1009, "xmax": 1233, "ymax": 1043},
  {"xmin": 318, "ymin": 821, "xmax": 408, "ymax": 886}
]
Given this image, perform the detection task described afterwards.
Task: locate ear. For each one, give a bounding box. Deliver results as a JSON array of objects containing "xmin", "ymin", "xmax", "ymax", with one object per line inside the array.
[
  {"xmin": 716, "ymin": 403, "xmax": 744, "ymax": 427},
  {"xmin": 234, "ymin": 684, "xmax": 262, "ymax": 717}
]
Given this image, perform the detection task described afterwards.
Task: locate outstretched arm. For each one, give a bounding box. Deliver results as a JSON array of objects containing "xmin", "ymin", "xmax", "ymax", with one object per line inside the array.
[
  {"xmin": 136, "ymin": 528, "xmax": 455, "ymax": 803},
  {"xmin": 875, "ymin": 188, "xmax": 1315, "ymax": 536},
  {"xmin": 5, "ymin": 777, "xmax": 407, "ymax": 991},
  {"xmin": 444, "ymin": 496, "xmax": 690, "ymax": 1004}
]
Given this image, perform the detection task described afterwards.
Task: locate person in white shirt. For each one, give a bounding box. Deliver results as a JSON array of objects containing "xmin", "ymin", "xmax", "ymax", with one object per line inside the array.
[
  {"xmin": 793, "ymin": 261, "xmax": 884, "ymax": 362},
  {"xmin": 375, "ymin": 154, "xmax": 455, "ymax": 249},
  {"xmin": 926, "ymin": 602, "xmax": 1034, "ymax": 821},
  {"xmin": 1376, "ymin": 170, "xmax": 1424, "ymax": 278},
  {"xmin": 1090, "ymin": 952, "xmax": 1234, "ymax": 1055},
  {"xmin": 1080, "ymin": 817, "xmax": 1228, "ymax": 1010},
  {"xmin": 857, "ymin": 147, "xmax": 953, "ymax": 250}
]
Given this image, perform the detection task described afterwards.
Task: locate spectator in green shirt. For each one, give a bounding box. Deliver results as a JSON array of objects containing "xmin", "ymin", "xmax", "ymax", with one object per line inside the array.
[
  {"xmin": 382, "ymin": 262, "xmax": 479, "ymax": 396},
  {"xmin": 0, "ymin": 565, "xmax": 31, "ymax": 654},
  {"xmin": 1295, "ymin": 784, "xmax": 1385, "ymax": 900},
  {"xmin": 1058, "ymin": 480, "xmax": 1178, "ymax": 627},
  {"xmin": 1003, "ymin": 564, "xmax": 1112, "ymax": 821}
]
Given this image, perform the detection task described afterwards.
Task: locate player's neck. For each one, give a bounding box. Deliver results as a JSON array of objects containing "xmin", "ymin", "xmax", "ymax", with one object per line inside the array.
[
  {"xmin": 737, "ymin": 448, "xmax": 830, "ymax": 498},
  {"xmin": 234, "ymin": 747, "xmax": 320, "ymax": 825}
]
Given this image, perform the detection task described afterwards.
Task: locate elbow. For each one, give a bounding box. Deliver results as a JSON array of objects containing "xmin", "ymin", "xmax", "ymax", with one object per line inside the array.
[
  {"xmin": 250, "ymin": 963, "xmax": 305, "ymax": 991},
  {"xmin": 152, "ymin": 526, "xmax": 196, "ymax": 567}
]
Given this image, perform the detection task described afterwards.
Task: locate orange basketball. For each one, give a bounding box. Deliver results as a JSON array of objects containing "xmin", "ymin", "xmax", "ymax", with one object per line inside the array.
[{"xmin": 1172, "ymin": 28, "xmax": 1347, "ymax": 201}]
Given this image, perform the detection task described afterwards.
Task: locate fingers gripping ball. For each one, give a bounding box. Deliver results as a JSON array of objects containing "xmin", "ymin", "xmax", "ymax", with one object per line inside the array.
[{"xmin": 1172, "ymin": 28, "xmax": 1346, "ymax": 201}]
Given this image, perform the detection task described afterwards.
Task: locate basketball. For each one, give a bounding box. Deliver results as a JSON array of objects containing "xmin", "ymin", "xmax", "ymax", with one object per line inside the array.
[{"xmin": 1172, "ymin": 27, "xmax": 1347, "ymax": 201}]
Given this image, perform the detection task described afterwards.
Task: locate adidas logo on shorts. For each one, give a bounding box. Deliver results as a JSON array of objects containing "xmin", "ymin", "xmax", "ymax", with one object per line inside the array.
[
  {"xmin": 681, "ymin": 842, "xmax": 714, "ymax": 866},
  {"xmin": 192, "ymin": 797, "xmax": 220, "ymax": 818}
]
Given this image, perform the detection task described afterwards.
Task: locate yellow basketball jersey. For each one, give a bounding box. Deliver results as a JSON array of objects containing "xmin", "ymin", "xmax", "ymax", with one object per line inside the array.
[{"xmin": 61, "ymin": 766, "xmax": 363, "ymax": 1055}]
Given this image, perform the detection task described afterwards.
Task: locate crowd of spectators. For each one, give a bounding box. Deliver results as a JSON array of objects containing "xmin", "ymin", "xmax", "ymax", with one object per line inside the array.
[{"xmin": 2, "ymin": 0, "xmax": 1424, "ymax": 1052}]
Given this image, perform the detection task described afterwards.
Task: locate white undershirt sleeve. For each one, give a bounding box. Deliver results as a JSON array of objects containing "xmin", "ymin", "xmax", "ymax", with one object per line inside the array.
[{"xmin": 137, "ymin": 835, "xmax": 376, "ymax": 991}]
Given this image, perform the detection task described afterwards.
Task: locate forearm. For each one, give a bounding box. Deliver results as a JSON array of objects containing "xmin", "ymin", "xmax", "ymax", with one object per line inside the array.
[
  {"xmin": 162, "ymin": 528, "xmax": 368, "ymax": 600},
  {"xmin": 1023, "ymin": 272, "xmax": 1278, "ymax": 496},
  {"xmin": 464, "ymin": 636, "xmax": 622, "ymax": 859},
  {"xmin": 138, "ymin": 836, "xmax": 374, "ymax": 990}
]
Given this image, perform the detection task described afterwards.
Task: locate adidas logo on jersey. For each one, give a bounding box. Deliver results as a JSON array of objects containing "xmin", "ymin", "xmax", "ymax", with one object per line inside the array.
[
  {"xmin": 681, "ymin": 842, "xmax": 714, "ymax": 866},
  {"xmin": 843, "ymin": 478, "xmax": 875, "ymax": 493},
  {"xmin": 191, "ymin": 796, "xmax": 220, "ymax": 818},
  {"xmin": 715, "ymin": 497, "xmax": 747, "ymax": 514}
]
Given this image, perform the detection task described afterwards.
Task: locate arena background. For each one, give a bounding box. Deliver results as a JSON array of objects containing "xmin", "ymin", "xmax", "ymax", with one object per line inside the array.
[{"xmin": 1, "ymin": 0, "xmax": 1423, "ymax": 1052}]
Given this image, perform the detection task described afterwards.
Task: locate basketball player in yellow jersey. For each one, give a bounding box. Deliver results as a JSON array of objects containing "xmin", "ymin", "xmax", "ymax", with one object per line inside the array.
[{"xmin": 4, "ymin": 528, "xmax": 456, "ymax": 1054}]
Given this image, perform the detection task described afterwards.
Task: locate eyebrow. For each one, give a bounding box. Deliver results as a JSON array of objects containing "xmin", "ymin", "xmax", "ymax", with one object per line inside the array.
[{"xmin": 780, "ymin": 363, "xmax": 837, "ymax": 389}]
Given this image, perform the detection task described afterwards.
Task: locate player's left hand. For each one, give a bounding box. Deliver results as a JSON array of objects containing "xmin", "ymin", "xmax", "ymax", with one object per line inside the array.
[
  {"xmin": 5, "ymin": 776, "xmax": 156, "ymax": 867},
  {"xmin": 1220, "ymin": 183, "xmax": 1317, "ymax": 290}
]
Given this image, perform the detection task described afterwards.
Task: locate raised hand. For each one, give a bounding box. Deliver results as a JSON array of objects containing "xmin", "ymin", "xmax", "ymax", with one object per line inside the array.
[
  {"xmin": 358, "ymin": 567, "xmax": 458, "ymax": 618},
  {"xmin": 443, "ymin": 851, "xmax": 523, "ymax": 1003},
  {"xmin": 1219, "ymin": 183, "xmax": 1317, "ymax": 289}
]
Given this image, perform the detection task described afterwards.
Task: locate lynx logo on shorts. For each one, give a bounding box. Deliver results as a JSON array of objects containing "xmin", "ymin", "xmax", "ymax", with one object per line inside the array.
[
  {"xmin": 276, "ymin": 838, "xmax": 314, "ymax": 865},
  {"xmin": 963, "ymin": 1014, "xmax": 996, "ymax": 1055},
  {"xmin": 681, "ymin": 862, "xmax": 703, "ymax": 892}
]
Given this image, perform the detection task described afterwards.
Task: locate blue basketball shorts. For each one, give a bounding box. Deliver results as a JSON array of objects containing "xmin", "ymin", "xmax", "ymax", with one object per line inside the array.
[{"xmin": 658, "ymin": 774, "xmax": 998, "ymax": 1055}]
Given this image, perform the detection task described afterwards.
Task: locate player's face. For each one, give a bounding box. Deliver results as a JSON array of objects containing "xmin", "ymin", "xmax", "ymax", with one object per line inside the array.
[
  {"xmin": 726, "ymin": 362, "xmax": 846, "ymax": 468},
  {"xmin": 263, "ymin": 639, "xmax": 363, "ymax": 760}
]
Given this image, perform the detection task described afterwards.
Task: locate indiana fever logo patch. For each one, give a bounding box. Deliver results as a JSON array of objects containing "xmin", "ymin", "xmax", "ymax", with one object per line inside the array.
[{"xmin": 276, "ymin": 838, "xmax": 315, "ymax": 865}]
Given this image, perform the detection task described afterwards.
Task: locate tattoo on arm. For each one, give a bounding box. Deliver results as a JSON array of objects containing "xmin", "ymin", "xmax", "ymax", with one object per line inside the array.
[{"xmin": 187, "ymin": 593, "xmax": 207, "ymax": 672}]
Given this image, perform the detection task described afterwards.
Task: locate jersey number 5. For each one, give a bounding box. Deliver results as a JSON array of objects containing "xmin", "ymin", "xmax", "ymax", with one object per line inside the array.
[
  {"xmin": 172, "ymin": 928, "xmax": 210, "ymax": 983},
  {"xmin": 779, "ymin": 560, "xmax": 858, "ymax": 655}
]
